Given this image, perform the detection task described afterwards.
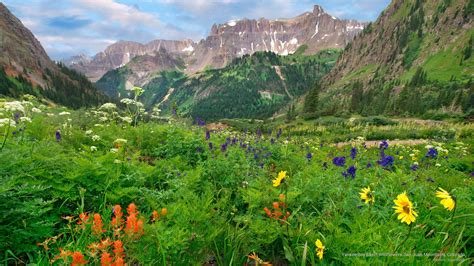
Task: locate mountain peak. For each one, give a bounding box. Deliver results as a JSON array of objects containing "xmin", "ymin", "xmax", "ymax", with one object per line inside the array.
[{"xmin": 312, "ymin": 5, "xmax": 325, "ymax": 15}]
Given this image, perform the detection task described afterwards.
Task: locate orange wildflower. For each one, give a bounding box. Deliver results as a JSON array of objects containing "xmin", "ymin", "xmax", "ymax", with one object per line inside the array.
[
  {"xmin": 114, "ymin": 257, "xmax": 126, "ymax": 266},
  {"xmin": 92, "ymin": 213, "xmax": 105, "ymax": 235},
  {"xmin": 127, "ymin": 203, "xmax": 137, "ymax": 216},
  {"xmin": 125, "ymin": 213, "xmax": 137, "ymax": 235},
  {"xmin": 160, "ymin": 208, "xmax": 168, "ymax": 216},
  {"xmin": 99, "ymin": 238, "xmax": 113, "ymax": 250},
  {"xmin": 112, "ymin": 205, "xmax": 124, "ymax": 227},
  {"xmin": 53, "ymin": 248, "xmax": 72, "ymax": 263},
  {"xmin": 77, "ymin": 213, "xmax": 89, "ymax": 225},
  {"xmin": 113, "ymin": 240, "xmax": 124, "ymax": 258},
  {"xmin": 272, "ymin": 202, "xmax": 280, "ymax": 210},
  {"xmin": 71, "ymin": 251, "xmax": 88, "ymax": 266},
  {"xmin": 101, "ymin": 252, "xmax": 113, "ymax": 266},
  {"xmin": 151, "ymin": 210, "xmax": 159, "ymax": 222}
]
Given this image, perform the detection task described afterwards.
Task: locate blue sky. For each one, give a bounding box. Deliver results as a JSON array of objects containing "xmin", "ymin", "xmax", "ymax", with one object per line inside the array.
[{"xmin": 3, "ymin": 0, "xmax": 390, "ymax": 60}]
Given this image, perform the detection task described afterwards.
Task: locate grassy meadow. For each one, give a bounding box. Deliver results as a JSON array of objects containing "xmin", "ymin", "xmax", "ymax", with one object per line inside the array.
[{"xmin": 0, "ymin": 94, "xmax": 473, "ymax": 265}]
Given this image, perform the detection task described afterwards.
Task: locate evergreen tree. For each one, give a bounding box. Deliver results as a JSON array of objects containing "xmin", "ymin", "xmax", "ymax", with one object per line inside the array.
[{"xmin": 303, "ymin": 83, "xmax": 320, "ymax": 114}]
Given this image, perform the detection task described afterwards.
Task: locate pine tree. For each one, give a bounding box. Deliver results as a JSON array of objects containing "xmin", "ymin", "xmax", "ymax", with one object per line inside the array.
[{"xmin": 303, "ymin": 83, "xmax": 320, "ymax": 114}]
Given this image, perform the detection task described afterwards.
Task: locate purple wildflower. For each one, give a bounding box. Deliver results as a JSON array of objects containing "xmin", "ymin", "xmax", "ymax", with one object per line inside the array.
[
  {"xmin": 379, "ymin": 140, "xmax": 389, "ymax": 150},
  {"xmin": 350, "ymin": 147, "xmax": 357, "ymax": 160},
  {"xmin": 410, "ymin": 164, "xmax": 419, "ymax": 171},
  {"xmin": 366, "ymin": 162, "xmax": 373, "ymax": 168},
  {"xmin": 342, "ymin": 171, "xmax": 349, "ymax": 178},
  {"xmin": 205, "ymin": 130, "xmax": 211, "ymax": 140},
  {"xmin": 426, "ymin": 148, "xmax": 438, "ymax": 159},
  {"xmin": 208, "ymin": 142, "xmax": 213, "ymax": 150},
  {"xmin": 196, "ymin": 117, "xmax": 206, "ymax": 126},
  {"xmin": 347, "ymin": 165, "xmax": 356, "ymax": 178},
  {"xmin": 306, "ymin": 153, "xmax": 313, "ymax": 160},
  {"xmin": 276, "ymin": 128, "xmax": 282, "ymax": 138},
  {"xmin": 55, "ymin": 130, "xmax": 61, "ymax": 142},
  {"xmin": 332, "ymin": 156, "xmax": 346, "ymax": 167},
  {"xmin": 377, "ymin": 155, "xmax": 394, "ymax": 168},
  {"xmin": 221, "ymin": 143, "xmax": 227, "ymax": 152}
]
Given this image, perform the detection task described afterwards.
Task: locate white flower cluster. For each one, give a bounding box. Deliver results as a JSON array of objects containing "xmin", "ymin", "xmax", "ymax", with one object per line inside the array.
[
  {"xmin": 120, "ymin": 98, "xmax": 144, "ymax": 108},
  {"xmin": 4, "ymin": 101, "xmax": 25, "ymax": 113},
  {"xmin": 120, "ymin": 116, "xmax": 133, "ymax": 124},
  {"xmin": 59, "ymin": 111, "xmax": 71, "ymax": 116},
  {"xmin": 92, "ymin": 135, "xmax": 101, "ymax": 141},
  {"xmin": 32, "ymin": 107, "xmax": 42, "ymax": 113},
  {"xmin": 0, "ymin": 118, "xmax": 16, "ymax": 127},
  {"xmin": 99, "ymin": 103, "xmax": 117, "ymax": 110}
]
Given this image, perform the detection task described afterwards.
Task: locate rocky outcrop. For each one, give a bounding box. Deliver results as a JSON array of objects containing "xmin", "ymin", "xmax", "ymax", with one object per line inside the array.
[{"xmin": 67, "ymin": 39, "xmax": 194, "ymax": 82}]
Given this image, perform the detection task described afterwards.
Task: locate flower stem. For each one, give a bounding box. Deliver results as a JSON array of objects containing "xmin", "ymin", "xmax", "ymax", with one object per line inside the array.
[
  {"xmin": 395, "ymin": 224, "xmax": 413, "ymax": 252},
  {"xmin": 0, "ymin": 122, "xmax": 11, "ymax": 152}
]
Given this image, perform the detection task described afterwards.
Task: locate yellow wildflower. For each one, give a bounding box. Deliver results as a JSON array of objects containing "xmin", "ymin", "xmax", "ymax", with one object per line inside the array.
[
  {"xmin": 393, "ymin": 192, "xmax": 418, "ymax": 225},
  {"xmin": 435, "ymin": 188, "xmax": 455, "ymax": 211},
  {"xmin": 272, "ymin": 171, "xmax": 287, "ymax": 187}
]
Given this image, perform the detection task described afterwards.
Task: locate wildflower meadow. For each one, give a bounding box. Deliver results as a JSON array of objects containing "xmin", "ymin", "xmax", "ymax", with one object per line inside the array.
[{"xmin": 0, "ymin": 93, "xmax": 473, "ymax": 265}]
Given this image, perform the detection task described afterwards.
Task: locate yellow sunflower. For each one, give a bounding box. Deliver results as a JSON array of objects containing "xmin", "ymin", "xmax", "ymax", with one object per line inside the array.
[
  {"xmin": 359, "ymin": 186, "xmax": 375, "ymax": 204},
  {"xmin": 272, "ymin": 171, "xmax": 287, "ymax": 187},
  {"xmin": 315, "ymin": 239, "xmax": 325, "ymax": 260},
  {"xmin": 435, "ymin": 188, "xmax": 455, "ymax": 211},
  {"xmin": 393, "ymin": 192, "xmax": 418, "ymax": 225}
]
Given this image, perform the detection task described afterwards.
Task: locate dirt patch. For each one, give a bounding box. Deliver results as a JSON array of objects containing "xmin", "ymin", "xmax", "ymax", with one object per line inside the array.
[
  {"xmin": 205, "ymin": 122, "xmax": 229, "ymax": 131},
  {"xmin": 334, "ymin": 139, "xmax": 428, "ymax": 147}
]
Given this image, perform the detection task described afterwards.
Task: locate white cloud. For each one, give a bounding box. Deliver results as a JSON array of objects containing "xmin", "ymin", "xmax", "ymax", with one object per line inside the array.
[{"xmin": 75, "ymin": 0, "xmax": 161, "ymax": 27}]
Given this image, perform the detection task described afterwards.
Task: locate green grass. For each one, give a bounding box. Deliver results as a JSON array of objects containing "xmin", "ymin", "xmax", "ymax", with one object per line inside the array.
[{"xmin": 422, "ymin": 31, "xmax": 474, "ymax": 82}]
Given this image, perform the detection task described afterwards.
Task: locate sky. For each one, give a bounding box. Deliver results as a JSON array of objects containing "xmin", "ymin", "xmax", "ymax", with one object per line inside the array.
[{"xmin": 2, "ymin": 0, "xmax": 391, "ymax": 60}]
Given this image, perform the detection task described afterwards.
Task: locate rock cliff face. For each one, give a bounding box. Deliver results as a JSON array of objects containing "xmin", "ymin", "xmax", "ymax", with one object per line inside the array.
[
  {"xmin": 188, "ymin": 5, "xmax": 365, "ymax": 72},
  {"xmin": 65, "ymin": 5, "xmax": 366, "ymax": 81}
]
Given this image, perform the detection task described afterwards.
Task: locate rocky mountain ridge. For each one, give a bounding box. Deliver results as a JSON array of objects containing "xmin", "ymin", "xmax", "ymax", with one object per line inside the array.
[{"xmin": 65, "ymin": 5, "xmax": 366, "ymax": 81}]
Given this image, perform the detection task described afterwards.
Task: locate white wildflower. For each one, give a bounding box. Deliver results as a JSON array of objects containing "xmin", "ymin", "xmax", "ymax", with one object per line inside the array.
[
  {"xmin": 4, "ymin": 101, "xmax": 25, "ymax": 113},
  {"xmin": 99, "ymin": 103, "xmax": 117, "ymax": 110},
  {"xmin": 120, "ymin": 116, "xmax": 133, "ymax": 124},
  {"xmin": 31, "ymin": 107, "xmax": 42, "ymax": 113},
  {"xmin": 0, "ymin": 118, "xmax": 16, "ymax": 127},
  {"xmin": 92, "ymin": 135, "xmax": 101, "ymax": 141},
  {"xmin": 90, "ymin": 146, "xmax": 97, "ymax": 152},
  {"xmin": 120, "ymin": 98, "xmax": 135, "ymax": 105},
  {"xmin": 85, "ymin": 130, "xmax": 93, "ymax": 135},
  {"xmin": 59, "ymin": 111, "xmax": 71, "ymax": 116},
  {"xmin": 19, "ymin": 117, "xmax": 32, "ymax": 123},
  {"xmin": 114, "ymin": 138, "xmax": 127, "ymax": 144},
  {"xmin": 110, "ymin": 148, "xmax": 119, "ymax": 153}
]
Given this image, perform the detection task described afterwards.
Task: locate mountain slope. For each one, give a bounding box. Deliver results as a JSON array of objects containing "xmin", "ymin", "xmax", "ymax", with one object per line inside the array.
[
  {"xmin": 95, "ymin": 48, "xmax": 185, "ymax": 98},
  {"xmin": 314, "ymin": 0, "xmax": 473, "ymax": 117},
  {"xmin": 0, "ymin": 3, "xmax": 106, "ymax": 107},
  {"xmin": 146, "ymin": 49, "xmax": 340, "ymax": 121},
  {"xmin": 66, "ymin": 5, "xmax": 365, "ymax": 82}
]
